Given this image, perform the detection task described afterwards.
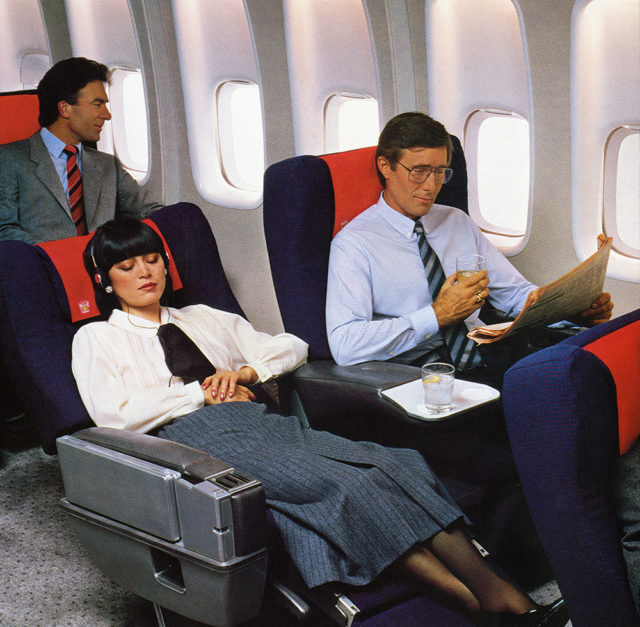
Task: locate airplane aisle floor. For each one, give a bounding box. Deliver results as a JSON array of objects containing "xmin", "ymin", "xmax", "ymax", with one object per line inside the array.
[{"xmin": 0, "ymin": 421, "xmax": 567, "ymax": 627}]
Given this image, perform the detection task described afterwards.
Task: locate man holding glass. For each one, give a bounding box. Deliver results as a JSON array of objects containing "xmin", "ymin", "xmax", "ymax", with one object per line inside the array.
[{"xmin": 326, "ymin": 112, "xmax": 613, "ymax": 383}]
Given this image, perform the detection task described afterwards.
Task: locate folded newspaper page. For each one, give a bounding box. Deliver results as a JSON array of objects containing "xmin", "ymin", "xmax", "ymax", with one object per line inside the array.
[{"xmin": 467, "ymin": 235, "xmax": 612, "ymax": 344}]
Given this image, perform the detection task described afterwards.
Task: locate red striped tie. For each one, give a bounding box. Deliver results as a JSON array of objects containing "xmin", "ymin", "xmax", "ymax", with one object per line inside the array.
[{"xmin": 63, "ymin": 145, "xmax": 87, "ymax": 235}]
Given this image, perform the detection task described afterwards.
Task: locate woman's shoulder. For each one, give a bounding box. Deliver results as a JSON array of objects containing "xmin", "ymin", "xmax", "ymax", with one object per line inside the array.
[
  {"xmin": 72, "ymin": 319, "xmax": 112, "ymax": 343},
  {"xmin": 171, "ymin": 303, "xmax": 236, "ymax": 320}
]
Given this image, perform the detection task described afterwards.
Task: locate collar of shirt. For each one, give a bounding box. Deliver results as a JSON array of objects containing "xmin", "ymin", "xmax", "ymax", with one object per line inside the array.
[
  {"xmin": 40, "ymin": 127, "xmax": 83, "ymax": 169},
  {"xmin": 376, "ymin": 191, "xmax": 438, "ymax": 239},
  {"xmin": 108, "ymin": 307, "xmax": 171, "ymax": 337}
]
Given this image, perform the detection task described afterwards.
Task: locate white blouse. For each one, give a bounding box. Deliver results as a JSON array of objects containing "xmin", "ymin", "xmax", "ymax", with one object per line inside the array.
[{"xmin": 72, "ymin": 305, "xmax": 309, "ymax": 433}]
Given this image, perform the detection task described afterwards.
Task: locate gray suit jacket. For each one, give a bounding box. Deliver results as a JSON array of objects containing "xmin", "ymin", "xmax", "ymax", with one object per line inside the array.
[{"xmin": 0, "ymin": 132, "xmax": 163, "ymax": 243}]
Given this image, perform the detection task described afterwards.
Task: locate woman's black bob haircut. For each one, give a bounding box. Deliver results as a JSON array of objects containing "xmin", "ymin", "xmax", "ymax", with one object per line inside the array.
[{"xmin": 83, "ymin": 218, "xmax": 173, "ymax": 317}]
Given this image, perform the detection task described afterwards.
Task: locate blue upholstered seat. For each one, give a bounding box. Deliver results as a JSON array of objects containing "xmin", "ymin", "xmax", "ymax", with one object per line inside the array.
[{"xmin": 502, "ymin": 309, "xmax": 640, "ymax": 626}]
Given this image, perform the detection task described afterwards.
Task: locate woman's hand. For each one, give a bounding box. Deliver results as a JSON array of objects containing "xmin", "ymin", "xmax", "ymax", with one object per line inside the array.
[
  {"xmin": 201, "ymin": 366, "xmax": 258, "ymax": 402},
  {"xmin": 203, "ymin": 383, "xmax": 256, "ymax": 405}
]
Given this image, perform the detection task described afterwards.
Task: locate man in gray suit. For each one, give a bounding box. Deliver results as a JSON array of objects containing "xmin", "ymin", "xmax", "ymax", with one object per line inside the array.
[{"xmin": 0, "ymin": 57, "xmax": 162, "ymax": 243}]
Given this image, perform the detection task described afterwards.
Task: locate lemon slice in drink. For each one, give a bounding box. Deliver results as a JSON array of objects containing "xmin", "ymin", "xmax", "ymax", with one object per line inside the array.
[{"xmin": 423, "ymin": 375, "xmax": 441, "ymax": 384}]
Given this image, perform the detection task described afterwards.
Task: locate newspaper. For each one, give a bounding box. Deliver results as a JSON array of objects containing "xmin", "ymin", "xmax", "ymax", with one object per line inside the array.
[{"xmin": 467, "ymin": 235, "xmax": 612, "ymax": 344}]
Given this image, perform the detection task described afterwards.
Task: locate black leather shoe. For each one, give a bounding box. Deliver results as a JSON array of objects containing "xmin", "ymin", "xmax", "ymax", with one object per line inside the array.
[{"xmin": 499, "ymin": 598, "xmax": 569, "ymax": 627}]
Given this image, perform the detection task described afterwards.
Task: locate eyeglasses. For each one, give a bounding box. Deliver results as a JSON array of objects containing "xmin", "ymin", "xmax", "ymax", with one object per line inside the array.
[{"xmin": 395, "ymin": 161, "xmax": 453, "ymax": 185}]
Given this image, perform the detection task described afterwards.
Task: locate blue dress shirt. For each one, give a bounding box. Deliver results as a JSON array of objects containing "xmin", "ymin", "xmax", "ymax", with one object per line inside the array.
[
  {"xmin": 40, "ymin": 127, "xmax": 83, "ymax": 201},
  {"xmin": 326, "ymin": 193, "xmax": 536, "ymax": 366}
]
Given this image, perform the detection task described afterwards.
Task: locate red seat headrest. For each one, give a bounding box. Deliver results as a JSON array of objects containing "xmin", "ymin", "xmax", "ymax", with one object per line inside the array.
[
  {"xmin": 0, "ymin": 92, "xmax": 40, "ymax": 144},
  {"xmin": 584, "ymin": 319, "xmax": 640, "ymax": 454},
  {"xmin": 320, "ymin": 146, "xmax": 382, "ymax": 237},
  {"xmin": 37, "ymin": 219, "xmax": 183, "ymax": 323}
]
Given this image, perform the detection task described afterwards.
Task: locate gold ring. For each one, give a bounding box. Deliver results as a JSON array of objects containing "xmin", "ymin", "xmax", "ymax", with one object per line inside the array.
[{"xmin": 475, "ymin": 293, "xmax": 483, "ymax": 303}]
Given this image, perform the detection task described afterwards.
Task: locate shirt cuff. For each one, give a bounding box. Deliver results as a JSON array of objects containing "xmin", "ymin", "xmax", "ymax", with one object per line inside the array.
[
  {"xmin": 244, "ymin": 362, "xmax": 271, "ymax": 384},
  {"xmin": 405, "ymin": 306, "xmax": 440, "ymax": 342},
  {"xmin": 184, "ymin": 381, "xmax": 205, "ymax": 407}
]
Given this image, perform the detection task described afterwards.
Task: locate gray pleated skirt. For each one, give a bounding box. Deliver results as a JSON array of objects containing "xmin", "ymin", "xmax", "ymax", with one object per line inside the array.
[{"xmin": 157, "ymin": 402, "xmax": 465, "ymax": 588}]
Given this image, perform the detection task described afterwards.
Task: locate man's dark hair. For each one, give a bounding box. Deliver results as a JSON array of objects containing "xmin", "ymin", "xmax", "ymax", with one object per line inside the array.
[
  {"xmin": 83, "ymin": 218, "xmax": 173, "ymax": 317},
  {"xmin": 375, "ymin": 112, "xmax": 453, "ymax": 185},
  {"xmin": 37, "ymin": 57, "xmax": 110, "ymax": 127}
]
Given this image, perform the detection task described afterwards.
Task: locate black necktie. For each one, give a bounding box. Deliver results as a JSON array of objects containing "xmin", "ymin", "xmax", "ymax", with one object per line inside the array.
[{"xmin": 157, "ymin": 323, "xmax": 215, "ymax": 384}]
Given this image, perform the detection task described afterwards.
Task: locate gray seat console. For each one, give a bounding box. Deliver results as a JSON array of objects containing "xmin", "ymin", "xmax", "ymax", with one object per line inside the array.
[{"xmin": 57, "ymin": 427, "xmax": 267, "ymax": 626}]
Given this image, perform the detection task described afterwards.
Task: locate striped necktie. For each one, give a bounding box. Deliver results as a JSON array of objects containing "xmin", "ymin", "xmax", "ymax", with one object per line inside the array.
[
  {"xmin": 63, "ymin": 145, "xmax": 87, "ymax": 235},
  {"xmin": 414, "ymin": 221, "xmax": 482, "ymax": 370}
]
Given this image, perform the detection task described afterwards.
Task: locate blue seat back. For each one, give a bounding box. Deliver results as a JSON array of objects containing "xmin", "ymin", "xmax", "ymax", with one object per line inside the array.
[{"xmin": 502, "ymin": 309, "xmax": 640, "ymax": 625}]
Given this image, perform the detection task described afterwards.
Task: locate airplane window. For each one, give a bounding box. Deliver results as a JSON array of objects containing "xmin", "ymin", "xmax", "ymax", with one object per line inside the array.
[
  {"xmin": 324, "ymin": 94, "xmax": 379, "ymax": 153},
  {"xmin": 20, "ymin": 53, "xmax": 49, "ymax": 90},
  {"xmin": 217, "ymin": 81, "xmax": 265, "ymax": 192},
  {"xmin": 106, "ymin": 68, "xmax": 149, "ymax": 182},
  {"xmin": 172, "ymin": 0, "xmax": 263, "ymax": 209},
  {"xmin": 467, "ymin": 110, "xmax": 529, "ymax": 236},
  {"xmin": 0, "ymin": 0, "xmax": 49, "ymax": 91},
  {"xmin": 284, "ymin": 0, "xmax": 378, "ymax": 155},
  {"xmin": 65, "ymin": 0, "xmax": 151, "ymax": 183},
  {"xmin": 425, "ymin": 0, "xmax": 532, "ymax": 254},
  {"xmin": 604, "ymin": 126, "xmax": 640, "ymax": 257},
  {"xmin": 572, "ymin": 0, "xmax": 640, "ymax": 281}
]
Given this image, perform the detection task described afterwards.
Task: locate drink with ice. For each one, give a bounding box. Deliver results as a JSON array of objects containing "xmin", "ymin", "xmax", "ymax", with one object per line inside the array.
[
  {"xmin": 456, "ymin": 254, "xmax": 485, "ymax": 280},
  {"xmin": 421, "ymin": 362, "xmax": 455, "ymax": 414}
]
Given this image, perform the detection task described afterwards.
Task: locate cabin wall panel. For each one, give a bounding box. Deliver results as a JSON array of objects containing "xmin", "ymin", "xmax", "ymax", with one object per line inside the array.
[
  {"xmin": 407, "ymin": 0, "xmax": 428, "ymax": 113},
  {"xmin": 245, "ymin": 0, "xmax": 295, "ymax": 168},
  {"xmin": 149, "ymin": 0, "xmax": 283, "ymax": 335},
  {"xmin": 39, "ymin": 0, "xmax": 72, "ymax": 65},
  {"xmin": 0, "ymin": 0, "xmax": 51, "ymax": 91},
  {"xmin": 515, "ymin": 0, "xmax": 639, "ymax": 316}
]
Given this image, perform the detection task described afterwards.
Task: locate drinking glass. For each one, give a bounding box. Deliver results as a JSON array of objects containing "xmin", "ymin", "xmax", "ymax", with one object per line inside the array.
[
  {"xmin": 421, "ymin": 362, "xmax": 455, "ymax": 414},
  {"xmin": 456, "ymin": 254, "xmax": 485, "ymax": 280}
]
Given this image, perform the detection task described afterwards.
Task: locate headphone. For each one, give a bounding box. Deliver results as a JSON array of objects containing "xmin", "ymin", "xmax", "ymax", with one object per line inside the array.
[{"xmin": 90, "ymin": 236, "xmax": 170, "ymax": 295}]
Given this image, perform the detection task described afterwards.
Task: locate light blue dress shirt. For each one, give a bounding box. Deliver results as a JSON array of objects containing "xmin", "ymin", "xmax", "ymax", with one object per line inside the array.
[
  {"xmin": 326, "ymin": 193, "xmax": 536, "ymax": 366},
  {"xmin": 40, "ymin": 127, "xmax": 83, "ymax": 201}
]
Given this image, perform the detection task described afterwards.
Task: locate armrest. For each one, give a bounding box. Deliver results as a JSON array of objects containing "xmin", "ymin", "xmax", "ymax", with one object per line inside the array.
[
  {"xmin": 58, "ymin": 428, "xmax": 267, "ymax": 558},
  {"xmin": 295, "ymin": 359, "xmax": 421, "ymax": 388},
  {"xmin": 282, "ymin": 359, "xmax": 427, "ymax": 446},
  {"xmin": 74, "ymin": 426, "xmax": 233, "ymax": 482}
]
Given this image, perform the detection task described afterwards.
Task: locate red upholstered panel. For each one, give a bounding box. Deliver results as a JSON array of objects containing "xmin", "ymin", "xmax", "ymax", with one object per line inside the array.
[
  {"xmin": 584, "ymin": 319, "xmax": 640, "ymax": 454},
  {"xmin": 0, "ymin": 92, "xmax": 40, "ymax": 144},
  {"xmin": 320, "ymin": 146, "xmax": 382, "ymax": 237},
  {"xmin": 36, "ymin": 219, "xmax": 183, "ymax": 323}
]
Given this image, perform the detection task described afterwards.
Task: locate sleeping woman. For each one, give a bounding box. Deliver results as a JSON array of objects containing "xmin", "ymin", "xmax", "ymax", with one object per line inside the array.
[{"xmin": 71, "ymin": 218, "xmax": 567, "ymax": 626}]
